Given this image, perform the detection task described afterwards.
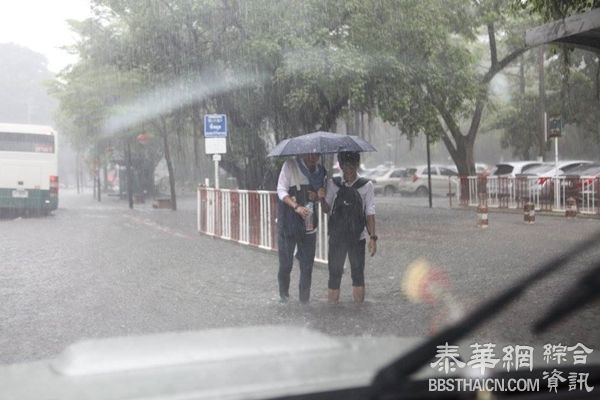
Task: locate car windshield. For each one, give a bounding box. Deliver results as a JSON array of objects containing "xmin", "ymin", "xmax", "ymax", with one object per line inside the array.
[
  {"xmin": 493, "ymin": 164, "xmax": 514, "ymax": 175},
  {"xmin": 1, "ymin": 2, "xmax": 600, "ymax": 399}
]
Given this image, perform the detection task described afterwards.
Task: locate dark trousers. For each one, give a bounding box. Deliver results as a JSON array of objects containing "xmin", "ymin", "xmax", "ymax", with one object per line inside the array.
[
  {"xmin": 278, "ymin": 231, "xmax": 317, "ymax": 303},
  {"xmin": 328, "ymin": 238, "xmax": 366, "ymax": 290}
]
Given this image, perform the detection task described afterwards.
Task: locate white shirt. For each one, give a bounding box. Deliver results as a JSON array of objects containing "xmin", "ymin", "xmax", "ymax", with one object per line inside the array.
[
  {"xmin": 325, "ymin": 175, "xmax": 376, "ymax": 241},
  {"xmin": 277, "ymin": 158, "xmax": 325, "ymax": 201},
  {"xmin": 277, "ymin": 158, "xmax": 323, "ymax": 235}
]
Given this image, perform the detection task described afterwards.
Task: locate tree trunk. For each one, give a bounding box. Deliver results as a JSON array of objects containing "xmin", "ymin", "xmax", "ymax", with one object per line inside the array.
[
  {"xmin": 103, "ymin": 163, "xmax": 108, "ymax": 191},
  {"xmin": 192, "ymin": 106, "xmax": 200, "ymax": 184},
  {"xmin": 161, "ymin": 118, "xmax": 177, "ymax": 211},
  {"xmin": 519, "ymin": 55, "xmax": 525, "ymax": 96},
  {"xmin": 221, "ymin": 157, "xmax": 244, "ymax": 188},
  {"xmin": 449, "ymin": 135, "xmax": 475, "ymax": 177}
]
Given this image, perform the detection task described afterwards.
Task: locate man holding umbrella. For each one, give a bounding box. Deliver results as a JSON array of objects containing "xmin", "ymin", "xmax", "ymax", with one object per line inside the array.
[
  {"xmin": 269, "ymin": 131, "xmax": 376, "ymax": 304},
  {"xmin": 276, "ymin": 153, "xmax": 326, "ymax": 304}
]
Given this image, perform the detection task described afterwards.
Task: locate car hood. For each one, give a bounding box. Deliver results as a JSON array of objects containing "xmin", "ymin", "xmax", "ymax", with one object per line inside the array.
[{"xmin": 0, "ymin": 325, "xmax": 422, "ymax": 400}]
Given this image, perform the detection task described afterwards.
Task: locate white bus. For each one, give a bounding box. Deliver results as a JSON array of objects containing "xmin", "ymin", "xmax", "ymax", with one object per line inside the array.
[{"xmin": 0, "ymin": 123, "xmax": 59, "ymax": 216}]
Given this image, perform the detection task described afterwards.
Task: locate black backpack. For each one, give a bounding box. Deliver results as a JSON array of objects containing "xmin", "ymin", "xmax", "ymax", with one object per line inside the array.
[{"xmin": 328, "ymin": 177, "xmax": 369, "ymax": 243}]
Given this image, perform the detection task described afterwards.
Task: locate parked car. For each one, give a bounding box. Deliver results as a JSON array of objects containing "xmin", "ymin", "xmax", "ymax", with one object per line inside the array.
[
  {"xmin": 402, "ymin": 165, "xmax": 458, "ymax": 197},
  {"xmin": 560, "ymin": 163, "xmax": 600, "ymax": 205},
  {"xmin": 512, "ymin": 161, "xmax": 594, "ymax": 202},
  {"xmin": 516, "ymin": 161, "xmax": 593, "ymax": 197},
  {"xmin": 445, "ymin": 163, "xmax": 490, "ymax": 176},
  {"xmin": 561, "ymin": 162, "xmax": 600, "ymax": 178},
  {"xmin": 332, "ymin": 162, "xmax": 374, "ymax": 178},
  {"xmin": 484, "ymin": 161, "xmax": 545, "ymax": 198},
  {"xmin": 371, "ymin": 167, "xmax": 409, "ymax": 196},
  {"xmin": 516, "ymin": 160, "xmax": 592, "ymax": 179},
  {"xmin": 490, "ymin": 161, "xmax": 545, "ymax": 177}
]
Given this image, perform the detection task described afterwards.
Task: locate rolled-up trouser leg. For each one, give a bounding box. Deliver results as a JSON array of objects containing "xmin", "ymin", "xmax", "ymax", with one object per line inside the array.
[
  {"xmin": 349, "ymin": 239, "xmax": 366, "ymax": 287},
  {"xmin": 297, "ymin": 232, "xmax": 316, "ymax": 303},
  {"xmin": 328, "ymin": 239, "xmax": 348, "ymax": 290},
  {"xmin": 277, "ymin": 231, "xmax": 296, "ymax": 299}
]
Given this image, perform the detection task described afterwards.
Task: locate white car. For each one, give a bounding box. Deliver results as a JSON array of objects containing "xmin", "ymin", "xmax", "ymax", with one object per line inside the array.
[
  {"xmin": 490, "ymin": 161, "xmax": 545, "ymax": 177},
  {"xmin": 486, "ymin": 161, "xmax": 546, "ymax": 197},
  {"xmin": 402, "ymin": 165, "xmax": 458, "ymax": 197},
  {"xmin": 516, "ymin": 161, "xmax": 594, "ymax": 200},
  {"xmin": 446, "ymin": 163, "xmax": 490, "ymax": 176},
  {"xmin": 371, "ymin": 167, "xmax": 409, "ymax": 196}
]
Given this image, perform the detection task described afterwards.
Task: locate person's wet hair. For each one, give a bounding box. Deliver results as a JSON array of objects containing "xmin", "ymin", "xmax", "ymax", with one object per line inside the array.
[{"xmin": 338, "ymin": 151, "xmax": 360, "ymax": 165}]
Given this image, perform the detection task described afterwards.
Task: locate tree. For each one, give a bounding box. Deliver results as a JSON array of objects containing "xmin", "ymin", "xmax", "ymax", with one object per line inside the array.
[
  {"xmin": 59, "ymin": 0, "xmax": 573, "ymax": 190},
  {"xmin": 343, "ymin": 0, "xmax": 535, "ymax": 175},
  {"xmin": 511, "ymin": 0, "xmax": 600, "ymax": 152},
  {"xmin": 494, "ymin": 93, "xmax": 540, "ymax": 159},
  {"xmin": 0, "ymin": 43, "xmax": 55, "ymax": 124},
  {"xmin": 513, "ymin": 0, "xmax": 599, "ymax": 20}
]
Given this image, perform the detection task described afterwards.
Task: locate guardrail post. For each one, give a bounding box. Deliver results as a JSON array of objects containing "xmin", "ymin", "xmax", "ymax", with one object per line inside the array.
[
  {"xmin": 477, "ymin": 194, "xmax": 488, "ymax": 228},
  {"xmin": 524, "ymin": 202, "xmax": 535, "ymax": 224},
  {"xmin": 566, "ymin": 196, "xmax": 577, "ymax": 218}
]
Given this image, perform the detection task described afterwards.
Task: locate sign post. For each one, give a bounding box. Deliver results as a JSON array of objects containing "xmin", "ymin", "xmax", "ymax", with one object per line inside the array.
[
  {"xmin": 547, "ymin": 115, "xmax": 562, "ymax": 210},
  {"xmin": 204, "ymin": 114, "xmax": 227, "ymax": 189}
]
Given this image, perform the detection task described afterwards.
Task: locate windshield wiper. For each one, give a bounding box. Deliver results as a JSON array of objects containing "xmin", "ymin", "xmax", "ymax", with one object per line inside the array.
[
  {"xmin": 369, "ymin": 229, "xmax": 600, "ymax": 399},
  {"xmin": 534, "ymin": 261, "xmax": 600, "ymax": 333}
]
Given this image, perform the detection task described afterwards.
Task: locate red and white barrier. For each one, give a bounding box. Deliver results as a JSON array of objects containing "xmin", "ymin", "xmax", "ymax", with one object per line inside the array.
[
  {"xmin": 459, "ymin": 176, "xmax": 600, "ymax": 216},
  {"xmin": 198, "ymin": 187, "xmax": 329, "ymax": 263}
]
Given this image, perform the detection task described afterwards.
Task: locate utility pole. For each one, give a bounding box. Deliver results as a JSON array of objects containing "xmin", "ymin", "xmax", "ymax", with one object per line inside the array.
[
  {"xmin": 426, "ymin": 133, "xmax": 432, "ymax": 208},
  {"xmin": 126, "ymin": 138, "xmax": 134, "ymax": 209}
]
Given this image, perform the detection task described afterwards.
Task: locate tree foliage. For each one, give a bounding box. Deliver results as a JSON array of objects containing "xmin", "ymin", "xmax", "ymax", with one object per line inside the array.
[
  {"xmin": 513, "ymin": 0, "xmax": 599, "ymax": 20},
  {"xmin": 52, "ymin": 0, "xmax": 598, "ymax": 191},
  {"xmin": 0, "ymin": 44, "xmax": 54, "ymax": 124}
]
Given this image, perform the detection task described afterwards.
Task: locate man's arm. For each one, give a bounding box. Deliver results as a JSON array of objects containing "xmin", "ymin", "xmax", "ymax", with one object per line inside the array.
[
  {"xmin": 277, "ymin": 160, "xmax": 309, "ymax": 219},
  {"xmin": 364, "ymin": 181, "xmax": 377, "ymax": 257},
  {"xmin": 320, "ymin": 179, "xmax": 334, "ymax": 214},
  {"xmin": 366, "ymin": 215, "xmax": 377, "ymax": 257}
]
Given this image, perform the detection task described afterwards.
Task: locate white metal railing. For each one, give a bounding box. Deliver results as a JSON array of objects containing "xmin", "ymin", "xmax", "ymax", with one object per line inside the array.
[
  {"xmin": 198, "ymin": 187, "xmax": 329, "ymax": 263},
  {"xmin": 316, "ymin": 202, "xmax": 328, "ymax": 263},
  {"xmin": 466, "ymin": 176, "xmax": 479, "ymax": 207},
  {"xmin": 580, "ymin": 176, "xmax": 596, "ymax": 215},
  {"xmin": 258, "ymin": 190, "xmax": 272, "ymax": 250},
  {"xmin": 221, "ymin": 189, "xmax": 231, "ymax": 240},
  {"xmin": 206, "ymin": 189, "xmax": 216, "ymax": 235},
  {"xmin": 239, "ymin": 191, "xmax": 250, "ymax": 244},
  {"xmin": 459, "ymin": 176, "xmax": 599, "ymax": 215}
]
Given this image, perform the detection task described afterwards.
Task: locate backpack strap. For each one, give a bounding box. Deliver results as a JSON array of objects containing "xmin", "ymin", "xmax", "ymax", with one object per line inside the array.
[
  {"xmin": 352, "ymin": 177, "xmax": 369, "ymax": 189},
  {"xmin": 334, "ymin": 176, "xmax": 368, "ymax": 189},
  {"xmin": 288, "ymin": 159, "xmax": 302, "ymax": 192}
]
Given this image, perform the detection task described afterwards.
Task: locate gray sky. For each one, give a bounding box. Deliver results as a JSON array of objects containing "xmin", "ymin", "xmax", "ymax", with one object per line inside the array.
[{"xmin": 0, "ymin": 0, "xmax": 91, "ymax": 72}]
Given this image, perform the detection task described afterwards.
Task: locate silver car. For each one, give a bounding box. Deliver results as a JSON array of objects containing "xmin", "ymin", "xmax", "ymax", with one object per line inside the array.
[
  {"xmin": 371, "ymin": 167, "xmax": 409, "ymax": 196},
  {"xmin": 402, "ymin": 165, "xmax": 458, "ymax": 196}
]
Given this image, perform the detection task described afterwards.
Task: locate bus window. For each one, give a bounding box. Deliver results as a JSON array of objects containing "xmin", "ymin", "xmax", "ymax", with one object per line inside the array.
[{"xmin": 0, "ymin": 132, "xmax": 55, "ymax": 153}]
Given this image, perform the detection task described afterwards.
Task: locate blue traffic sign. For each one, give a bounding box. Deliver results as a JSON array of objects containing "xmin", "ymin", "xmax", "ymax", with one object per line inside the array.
[{"xmin": 204, "ymin": 114, "xmax": 227, "ymax": 137}]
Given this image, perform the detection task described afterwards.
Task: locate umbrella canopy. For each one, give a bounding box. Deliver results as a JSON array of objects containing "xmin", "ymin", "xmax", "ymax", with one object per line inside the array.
[{"xmin": 267, "ymin": 131, "xmax": 376, "ymax": 157}]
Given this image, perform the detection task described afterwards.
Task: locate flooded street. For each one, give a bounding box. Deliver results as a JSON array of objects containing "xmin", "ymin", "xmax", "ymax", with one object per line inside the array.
[{"xmin": 2, "ymin": 190, "xmax": 599, "ymax": 364}]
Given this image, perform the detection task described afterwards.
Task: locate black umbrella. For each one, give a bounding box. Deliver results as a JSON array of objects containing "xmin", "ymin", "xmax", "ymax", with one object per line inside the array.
[{"xmin": 267, "ymin": 131, "xmax": 376, "ymax": 157}]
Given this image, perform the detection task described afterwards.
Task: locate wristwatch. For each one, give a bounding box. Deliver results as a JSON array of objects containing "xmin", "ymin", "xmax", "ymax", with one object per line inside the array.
[{"xmin": 370, "ymin": 235, "xmax": 378, "ymax": 241}]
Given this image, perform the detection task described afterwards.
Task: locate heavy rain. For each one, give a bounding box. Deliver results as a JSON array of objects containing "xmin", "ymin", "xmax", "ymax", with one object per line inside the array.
[{"xmin": 1, "ymin": 1, "xmax": 599, "ymax": 399}]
